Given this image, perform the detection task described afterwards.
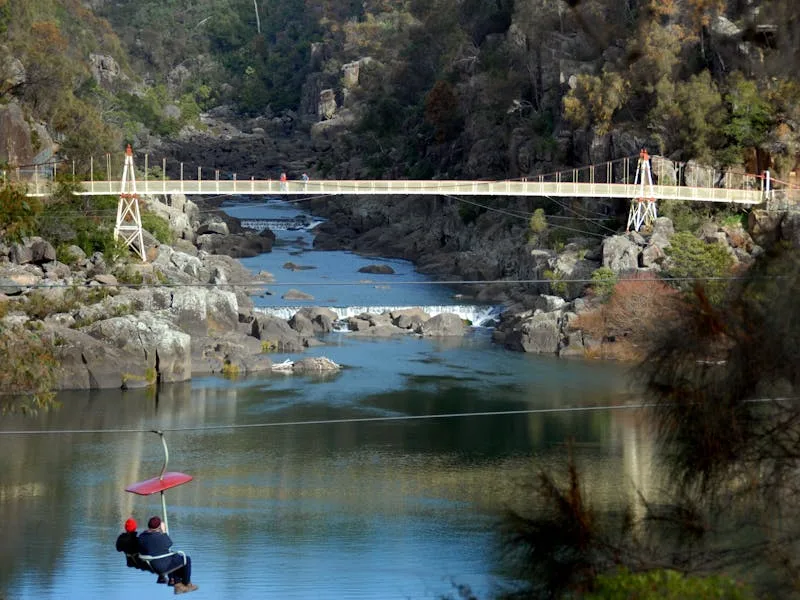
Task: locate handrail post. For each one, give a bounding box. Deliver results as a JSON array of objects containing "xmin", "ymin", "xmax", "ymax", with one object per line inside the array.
[
  {"xmin": 144, "ymin": 154, "xmax": 149, "ymax": 194},
  {"xmin": 180, "ymin": 163, "xmax": 184, "ymax": 194},
  {"xmin": 162, "ymin": 159, "xmax": 166, "ymax": 194},
  {"xmin": 90, "ymin": 156, "xmax": 94, "ymax": 193}
]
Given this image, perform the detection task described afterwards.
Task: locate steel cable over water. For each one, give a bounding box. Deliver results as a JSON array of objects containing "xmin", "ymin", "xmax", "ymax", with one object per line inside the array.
[{"xmin": 0, "ymin": 397, "xmax": 790, "ymax": 436}]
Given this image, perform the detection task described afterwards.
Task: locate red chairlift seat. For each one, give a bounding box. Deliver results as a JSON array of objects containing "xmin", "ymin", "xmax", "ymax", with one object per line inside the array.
[
  {"xmin": 122, "ymin": 431, "xmax": 193, "ymax": 582},
  {"xmin": 124, "ymin": 431, "xmax": 192, "ymax": 532},
  {"xmin": 126, "ymin": 472, "xmax": 193, "ymax": 496}
]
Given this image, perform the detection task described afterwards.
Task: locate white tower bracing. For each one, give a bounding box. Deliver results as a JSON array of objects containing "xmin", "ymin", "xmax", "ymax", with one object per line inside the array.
[
  {"xmin": 626, "ymin": 149, "xmax": 658, "ymax": 232},
  {"xmin": 113, "ymin": 145, "xmax": 146, "ymax": 261}
]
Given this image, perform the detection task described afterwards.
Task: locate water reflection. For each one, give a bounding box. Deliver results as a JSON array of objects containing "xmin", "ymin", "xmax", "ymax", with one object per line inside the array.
[{"xmin": 0, "ymin": 336, "xmax": 660, "ymax": 599}]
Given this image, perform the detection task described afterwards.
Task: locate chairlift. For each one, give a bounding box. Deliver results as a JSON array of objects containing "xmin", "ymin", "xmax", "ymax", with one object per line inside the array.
[{"xmin": 125, "ymin": 430, "xmax": 192, "ymax": 534}]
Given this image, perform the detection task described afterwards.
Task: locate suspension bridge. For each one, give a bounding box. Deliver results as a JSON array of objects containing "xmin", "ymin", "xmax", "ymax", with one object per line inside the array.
[{"xmin": 16, "ymin": 146, "xmax": 773, "ymax": 261}]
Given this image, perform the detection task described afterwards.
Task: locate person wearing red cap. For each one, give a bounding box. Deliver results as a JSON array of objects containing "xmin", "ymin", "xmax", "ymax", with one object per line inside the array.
[
  {"xmin": 116, "ymin": 518, "xmax": 141, "ymax": 568},
  {"xmin": 137, "ymin": 516, "xmax": 198, "ymax": 594}
]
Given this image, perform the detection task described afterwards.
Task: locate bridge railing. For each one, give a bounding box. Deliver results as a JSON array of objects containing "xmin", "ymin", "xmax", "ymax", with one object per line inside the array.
[{"xmin": 17, "ymin": 151, "xmax": 777, "ymax": 204}]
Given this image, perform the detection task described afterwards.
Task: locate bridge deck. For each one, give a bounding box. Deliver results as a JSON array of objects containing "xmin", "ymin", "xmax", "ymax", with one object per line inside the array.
[{"xmin": 44, "ymin": 179, "xmax": 764, "ymax": 204}]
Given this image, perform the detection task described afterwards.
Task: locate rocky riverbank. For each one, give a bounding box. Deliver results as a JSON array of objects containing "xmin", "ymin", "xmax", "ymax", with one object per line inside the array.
[{"xmin": 0, "ymin": 194, "xmax": 482, "ymax": 392}]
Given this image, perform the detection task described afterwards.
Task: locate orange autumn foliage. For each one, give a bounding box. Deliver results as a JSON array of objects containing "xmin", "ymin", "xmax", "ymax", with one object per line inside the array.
[{"xmin": 572, "ymin": 272, "xmax": 683, "ymax": 360}]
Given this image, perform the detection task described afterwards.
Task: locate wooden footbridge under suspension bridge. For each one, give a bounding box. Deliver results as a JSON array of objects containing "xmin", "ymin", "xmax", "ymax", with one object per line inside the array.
[{"xmin": 20, "ymin": 146, "xmax": 773, "ymax": 261}]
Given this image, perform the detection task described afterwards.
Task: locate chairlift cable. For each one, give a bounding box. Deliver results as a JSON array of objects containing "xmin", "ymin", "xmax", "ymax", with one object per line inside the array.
[{"xmin": 0, "ymin": 397, "xmax": 792, "ymax": 437}]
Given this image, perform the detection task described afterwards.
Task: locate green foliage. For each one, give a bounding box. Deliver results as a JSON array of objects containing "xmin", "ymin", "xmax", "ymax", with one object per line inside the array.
[
  {"xmin": 658, "ymin": 201, "xmax": 709, "ymax": 233},
  {"xmin": 664, "ymin": 232, "xmax": 734, "ymax": 304},
  {"xmin": 103, "ymin": 236, "xmax": 131, "ymax": 265},
  {"xmin": 261, "ymin": 340, "xmax": 278, "ymax": 353},
  {"xmin": 117, "ymin": 86, "xmax": 181, "ymax": 137},
  {"xmin": 544, "ymin": 269, "xmax": 568, "ymax": 296},
  {"xmin": 0, "ymin": 325, "xmax": 58, "ymax": 412},
  {"xmin": 0, "ymin": 183, "xmax": 43, "ymax": 242},
  {"xmin": 583, "ymin": 568, "xmax": 756, "ymax": 600},
  {"xmin": 563, "ymin": 71, "xmax": 629, "ymax": 134},
  {"xmin": 649, "ymin": 71, "xmax": 727, "ymax": 162},
  {"xmin": 529, "ymin": 208, "xmax": 548, "ymax": 234},
  {"xmin": 590, "ymin": 267, "xmax": 618, "ymax": 301},
  {"xmin": 222, "ymin": 360, "xmax": 240, "ymax": 379},
  {"xmin": 114, "ymin": 265, "xmax": 144, "ymax": 285},
  {"xmin": 720, "ymin": 210, "xmax": 748, "ymax": 229},
  {"xmin": 141, "ymin": 211, "xmax": 174, "ymax": 244},
  {"xmin": 10, "ymin": 286, "xmax": 114, "ymax": 321},
  {"xmin": 724, "ymin": 73, "xmax": 773, "ymax": 155}
]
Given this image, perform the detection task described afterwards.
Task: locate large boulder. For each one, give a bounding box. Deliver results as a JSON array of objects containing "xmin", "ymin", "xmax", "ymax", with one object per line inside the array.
[
  {"xmin": 417, "ymin": 312, "xmax": 466, "ymax": 337},
  {"xmin": 29, "ymin": 238, "xmax": 56, "ymax": 264},
  {"xmin": 170, "ymin": 287, "xmax": 238, "ymax": 335},
  {"xmin": 358, "ymin": 264, "xmax": 395, "ymax": 274},
  {"xmin": 49, "ymin": 326, "xmax": 143, "ymax": 390},
  {"xmin": 391, "ymin": 308, "xmax": 430, "ymax": 330},
  {"xmin": 0, "ymin": 101, "xmax": 33, "ymax": 166},
  {"xmin": 292, "ymin": 356, "xmax": 341, "ymax": 373},
  {"xmin": 602, "ymin": 235, "xmax": 640, "ymax": 273},
  {"xmin": 81, "ymin": 314, "xmax": 192, "ymax": 384},
  {"xmin": 283, "ymin": 288, "xmax": 314, "ymax": 301},
  {"xmin": 501, "ymin": 311, "xmax": 562, "ymax": 354},
  {"xmin": 294, "ymin": 307, "xmax": 337, "ymax": 333},
  {"xmin": 250, "ymin": 314, "xmax": 306, "ymax": 352}
]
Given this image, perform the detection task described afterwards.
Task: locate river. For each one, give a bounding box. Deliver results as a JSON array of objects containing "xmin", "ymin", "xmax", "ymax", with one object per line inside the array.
[{"xmin": 0, "ymin": 198, "xmax": 658, "ymax": 600}]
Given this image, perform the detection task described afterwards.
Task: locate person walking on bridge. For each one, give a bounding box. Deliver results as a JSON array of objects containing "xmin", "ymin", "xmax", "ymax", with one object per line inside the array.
[{"xmin": 280, "ymin": 172, "xmax": 288, "ymax": 192}]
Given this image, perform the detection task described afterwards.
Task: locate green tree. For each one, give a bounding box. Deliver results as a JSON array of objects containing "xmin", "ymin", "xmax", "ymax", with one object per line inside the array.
[
  {"xmin": 563, "ymin": 71, "xmax": 629, "ymax": 134},
  {"xmin": 722, "ymin": 73, "xmax": 774, "ymax": 166},
  {"xmin": 0, "ymin": 325, "xmax": 59, "ymax": 414},
  {"xmin": 649, "ymin": 71, "xmax": 727, "ymax": 162},
  {"xmin": 664, "ymin": 231, "xmax": 734, "ymax": 304},
  {"xmin": 0, "ymin": 183, "xmax": 43, "ymax": 242}
]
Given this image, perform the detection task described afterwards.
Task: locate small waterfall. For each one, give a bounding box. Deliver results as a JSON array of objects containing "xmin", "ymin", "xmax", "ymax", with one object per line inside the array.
[{"xmin": 255, "ymin": 304, "xmax": 504, "ymax": 327}]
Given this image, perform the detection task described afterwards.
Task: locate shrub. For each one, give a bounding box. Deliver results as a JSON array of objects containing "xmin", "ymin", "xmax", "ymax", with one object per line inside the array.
[
  {"xmin": 543, "ymin": 269, "xmax": 567, "ymax": 296},
  {"xmin": 590, "ymin": 267, "xmax": 618, "ymax": 301},
  {"xmin": 572, "ymin": 272, "xmax": 682, "ymax": 359},
  {"xmin": 584, "ymin": 568, "xmax": 756, "ymax": 600},
  {"xmin": 141, "ymin": 211, "xmax": 174, "ymax": 244},
  {"xmin": 0, "ymin": 325, "xmax": 59, "ymax": 413},
  {"xmin": 222, "ymin": 360, "xmax": 240, "ymax": 379},
  {"xmin": 529, "ymin": 208, "xmax": 548, "ymax": 234},
  {"xmin": 0, "ymin": 183, "xmax": 43, "ymax": 242},
  {"xmin": 664, "ymin": 232, "xmax": 734, "ymax": 304}
]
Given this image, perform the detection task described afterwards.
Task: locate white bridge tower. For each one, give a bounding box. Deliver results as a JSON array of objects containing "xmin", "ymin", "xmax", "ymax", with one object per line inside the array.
[
  {"xmin": 627, "ymin": 149, "xmax": 658, "ymax": 232},
  {"xmin": 113, "ymin": 145, "xmax": 146, "ymax": 261}
]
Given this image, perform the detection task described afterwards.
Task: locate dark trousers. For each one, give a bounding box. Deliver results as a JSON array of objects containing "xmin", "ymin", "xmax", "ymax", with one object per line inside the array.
[
  {"xmin": 172, "ymin": 555, "xmax": 192, "ymax": 584},
  {"xmin": 155, "ymin": 554, "xmax": 192, "ymax": 584}
]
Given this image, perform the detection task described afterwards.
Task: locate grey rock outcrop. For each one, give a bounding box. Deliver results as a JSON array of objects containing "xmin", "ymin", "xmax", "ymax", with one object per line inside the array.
[
  {"xmin": 602, "ymin": 235, "xmax": 640, "ymax": 273},
  {"xmin": 417, "ymin": 312, "xmax": 465, "ymax": 337},
  {"xmin": 250, "ymin": 314, "xmax": 306, "ymax": 352},
  {"xmin": 82, "ymin": 314, "xmax": 192, "ymax": 385},
  {"xmin": 499, "ymin": 310, "xmax": 562, "ymax": 354}
]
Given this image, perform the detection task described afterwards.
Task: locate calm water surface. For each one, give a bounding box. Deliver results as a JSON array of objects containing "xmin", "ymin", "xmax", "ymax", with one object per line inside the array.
[{"xmin": 0, "ymin": 199, "xmax": 660, "ymax": 600}]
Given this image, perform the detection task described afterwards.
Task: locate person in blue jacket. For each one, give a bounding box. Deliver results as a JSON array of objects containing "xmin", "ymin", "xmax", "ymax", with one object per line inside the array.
[{"xmin": 137, "ymin": 516, "xmax": 198, "ymax": 594}]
